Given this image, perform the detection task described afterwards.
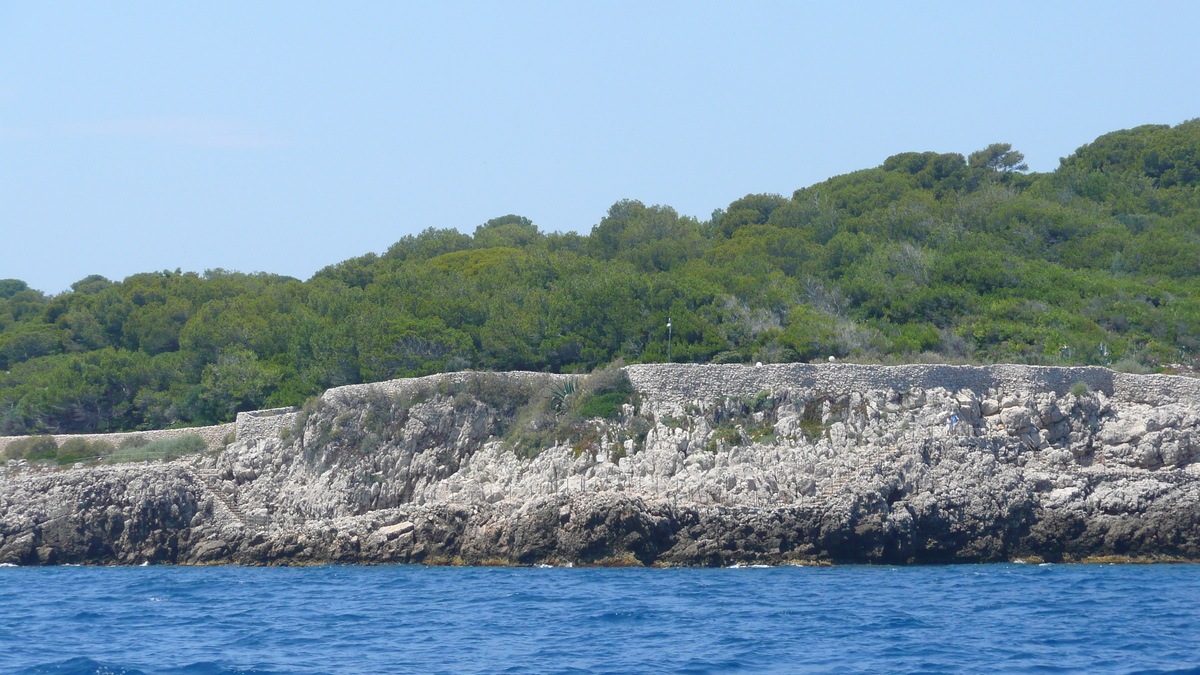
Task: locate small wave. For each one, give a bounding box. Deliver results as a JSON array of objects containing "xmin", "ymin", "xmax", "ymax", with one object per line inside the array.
[
  {"xmin": 14, "ymin": 660, "xmax": 310, "ymax": 675},
  {"xmin": 7, "ymin": 565, "xmax": 1200, "ymax": 674},
  {"xmin": 15, "ymin": 657, "xmax": 147, "ymax": 675},
  {"xmin": 158, "ymin": 665, "xmax": 229, "ymax": 675},
  {"xmin": 594, "ymin": 611, "xmax": 649, "ymax": 623},
  {"xmin": 160, "ymin": 663, "xmax": 303, "ymax": 675}
]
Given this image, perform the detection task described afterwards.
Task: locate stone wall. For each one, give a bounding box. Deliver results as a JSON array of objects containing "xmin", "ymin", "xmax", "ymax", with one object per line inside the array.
[
  {"xmin": 4, "ymin": 364, "xmax": 1196, "ymax": 461},
  {"xmin": 625, "ymin": 363, "xmax": 1200, "ymax": 406},
  {"xmin": 322, "ymin": 369, "xmax": 566, "ymax": 404},
  {"xmin": 235, "ymin": 407, "xmax": 301, "ymax": 444}
]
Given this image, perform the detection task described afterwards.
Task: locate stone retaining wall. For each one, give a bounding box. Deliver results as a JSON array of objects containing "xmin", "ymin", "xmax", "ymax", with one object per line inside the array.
[
  {"xmin": 4, "ymin": 365, "xmax": 1195, "ymax": 459},
  {"xmin": 322, "ymin": 370, "xmax": 566, "ymax": 404},
  {"xmin": 625, "ymin": 363, "xmax": 1200, "ymax": 406},
  {"xmin": 235, "ymin": 407, "xmax": 301, "ymax": 443}
]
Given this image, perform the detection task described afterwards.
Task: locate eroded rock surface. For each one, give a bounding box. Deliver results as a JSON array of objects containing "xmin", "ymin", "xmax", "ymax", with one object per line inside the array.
[{"xmin": 4, "ymin": 364, "xmax": 1200, "ymax": 566}]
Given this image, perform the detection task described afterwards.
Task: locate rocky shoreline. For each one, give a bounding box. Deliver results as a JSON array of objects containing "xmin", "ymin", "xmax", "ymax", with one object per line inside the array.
[{"xmin": 3, "ymin": 363, "xmax": 1200, "ymax": 567}]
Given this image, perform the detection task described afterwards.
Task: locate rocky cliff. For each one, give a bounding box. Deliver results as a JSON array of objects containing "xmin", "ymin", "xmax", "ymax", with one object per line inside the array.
[{"xmin": 4, "ymin": 364, "xmax": 1200, "ymax": 566}]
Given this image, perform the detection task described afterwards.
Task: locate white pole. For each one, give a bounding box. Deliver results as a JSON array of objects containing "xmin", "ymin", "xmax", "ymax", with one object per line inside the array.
[{"xmin": 667, "ymin": 318, "xmax": 673, "ymax": 363}]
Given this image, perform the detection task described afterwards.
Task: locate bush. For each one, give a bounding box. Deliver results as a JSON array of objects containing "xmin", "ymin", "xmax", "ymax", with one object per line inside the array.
[
  {"xmin": 502, "ymin": 365, "xmax": 644, "ymax": 458},
  {"xmin": 54, "ymin": 438, "xmax": 87, "ymax": 462},
  {"xmin": 4, "ymin": 435, "xmax": 58, "ymax": 461},
  {"xmin": 119, "ymin": 435, "xmax": 150, "ymax": 450},
  {"xmin": 453, "ymin": 373, "xmax": 544, "ymax": 421},
  {"xmin": 1070, "ymin": 381, "xmax": 1090, "ymax": 397},
  {"xmin": 573, "ymin": 364, "xmax": 635, "ymax": 419},
  {"xmin": 55, "ymin": 438, "xmax": 115, "ymax": 464},
  {"xmin": 1112, "ymin": 357, "xmax": 1153, "ymax": 374},
  {"xmin": 706, "ymin": 424, "xmax": 743, "ymax": 452},
  {"xmin": 107, "ymin": 434, "xmax": 206, "ymax": 463},
  {"xmin": 578, "ymin": 392, "xmax": 628, "ymax": 419},
  {"xmin": 4, "ymin": 435, "xmax": 123, "ymax": 464}
]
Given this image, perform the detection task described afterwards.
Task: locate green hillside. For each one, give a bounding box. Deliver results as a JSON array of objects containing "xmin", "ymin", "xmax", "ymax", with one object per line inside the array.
[{"xmin": 3, "ymin": 121, "xmax": 1200, "ymax": 434}]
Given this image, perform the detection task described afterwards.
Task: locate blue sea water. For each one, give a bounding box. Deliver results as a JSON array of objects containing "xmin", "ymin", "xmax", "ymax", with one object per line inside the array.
[{"xmin": 1, "ymin": 564, "xmax": 1199, "ymax": 675}]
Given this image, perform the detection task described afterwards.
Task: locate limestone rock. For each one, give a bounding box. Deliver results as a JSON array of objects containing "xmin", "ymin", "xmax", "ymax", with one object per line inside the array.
[{"xmin": 4, "ymin": 364, "xmax": 1200, "ymax": 566}]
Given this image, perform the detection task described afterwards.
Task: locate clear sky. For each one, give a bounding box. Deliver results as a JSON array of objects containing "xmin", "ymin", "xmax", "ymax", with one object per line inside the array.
[{"xmin": 2, "ymin": 2, "xmax": 1199, "ymax": 294}]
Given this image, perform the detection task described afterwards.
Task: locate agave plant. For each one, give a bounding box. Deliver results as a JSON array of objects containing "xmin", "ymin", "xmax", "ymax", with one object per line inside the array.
[{"xmin": 549, "ymin": 378, "xmax": 578, "ymax": 411}]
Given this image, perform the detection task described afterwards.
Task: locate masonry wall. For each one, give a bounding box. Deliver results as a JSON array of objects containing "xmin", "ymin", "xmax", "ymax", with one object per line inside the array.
[
  {"xmin": 625, "ymin": 363, "xmax": 1200, "ymax": 407},
  {"xmin": 3, "ymin": 365, "xmax": 1197, "ymax": 459},
  {"xmin": 235, "ymin": 407, "xmax": 302, "ymax": 444}
]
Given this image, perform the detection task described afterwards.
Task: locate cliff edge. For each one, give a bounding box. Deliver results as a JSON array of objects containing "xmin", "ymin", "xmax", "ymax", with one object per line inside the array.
[{"xmin": 3, "ymin": 363, "xmax": 1200, "ymax": 566}]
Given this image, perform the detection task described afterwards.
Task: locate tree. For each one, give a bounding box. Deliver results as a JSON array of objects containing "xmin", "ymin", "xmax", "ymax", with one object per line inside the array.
[
  {"xmin": 968, "ymin": 143, "xmax": 1028, "ymax": 173},
  {"xmin": 70, "ymin": 275, "xmax": 114, "ymax": 295},
  {"xmin": 473, "ymin": 215, "xmax": 542, "ymax": 249},
  {"xmin": 3, "ymin": 122, "xmax": 1200, "ymax": 433},
  {"xmin": 0, "ymin": 279, "xmax": 29, "ymax": 300}
]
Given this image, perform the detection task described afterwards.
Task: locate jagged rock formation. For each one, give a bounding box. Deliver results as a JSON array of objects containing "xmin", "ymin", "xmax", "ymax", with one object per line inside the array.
[{"xmin": 3, "ymin": 364, "xmax": 1200, "ymax": 566}]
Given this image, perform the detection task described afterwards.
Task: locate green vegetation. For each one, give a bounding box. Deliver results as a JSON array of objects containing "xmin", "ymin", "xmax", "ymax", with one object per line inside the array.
[
  {"xmin": 3, "ymin": 121, "xmax": 1200, "ymax": 434},
  {"xmin": 56, "ymin": 438, "xmax": 115, "ymax": 464},
  {"xmin": 704, "ymin": 390, "xmax": 785, "ymax": 451},
  {"xmin": 1, "ymin": 433, "xmax": 204, "ymax": 464},
  {"xmin": 3, "ymin": 435, "xmax": 59, "ymax": 462},
  {"xmin": 577, "ymin": 390, "xmax": 632, "ymax": 419},
  {"xmin": 105, "ymin": 434, "xmax": 207, "ymax": 463},
  {"xmin": 502, "ymin": 365, "xmax": 644, "ymax": 459},
  {"xmin": 291, "ymin": 367, "xmax": 646, "ymax": 463},
  {"xmin": 798, "ymin": 397, "xmax": 835, "ymax": 442}
]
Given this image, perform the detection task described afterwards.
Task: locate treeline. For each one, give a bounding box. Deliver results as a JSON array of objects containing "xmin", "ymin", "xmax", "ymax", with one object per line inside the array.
[{"xmin": 3, "ymin": 121, "xmax": 1200, "ymax": 434}]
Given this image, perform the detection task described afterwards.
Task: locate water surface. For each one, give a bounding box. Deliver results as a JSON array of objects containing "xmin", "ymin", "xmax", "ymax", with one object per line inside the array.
[{"xmin": 2, "ymin": 564, "xmax": 1199, "ymax": 674}]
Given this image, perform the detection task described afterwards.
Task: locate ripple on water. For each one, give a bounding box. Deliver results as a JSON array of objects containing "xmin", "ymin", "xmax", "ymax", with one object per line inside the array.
[{"xmin": 2, "ymin": 565, "xmax": 1200, "ymax": 674}]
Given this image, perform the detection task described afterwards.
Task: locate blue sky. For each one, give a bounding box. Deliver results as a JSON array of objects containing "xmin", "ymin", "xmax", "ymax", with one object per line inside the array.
[{"xmin": 2, "ymin": 2, "xmax": 1199, "ymax": 293}]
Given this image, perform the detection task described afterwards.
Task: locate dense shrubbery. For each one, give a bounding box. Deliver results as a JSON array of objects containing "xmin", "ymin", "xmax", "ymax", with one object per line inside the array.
[
  {"xmin": 56, "ymin": 438, "xmax": 116, "ymax": 464},
  {"xmin": 3, "ymin": 435, "xmax": 60, "ymax": 461},
  {"xmin": 2, "ymin": 435, "xmax": 119, "ymax": 464},
  {"xmin": 3, "ymin": 121, "xmax": 1200, "ymax": 434},
  {"xmin": 105, "ymin": 434, "xmax": 207, "ymax": 463},
  {"xmin": 499, "ymin": 365, "xmax": 644, "ymax": 459},
  {"xmin": 1, "ymin": 433, "xmax": 204, "ymax": 464}
]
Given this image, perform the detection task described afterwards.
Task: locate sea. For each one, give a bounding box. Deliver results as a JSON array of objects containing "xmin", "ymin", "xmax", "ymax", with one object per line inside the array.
[{"xmin": 1, "ymin": 564, "xmax": 1199, "ymax": 674}]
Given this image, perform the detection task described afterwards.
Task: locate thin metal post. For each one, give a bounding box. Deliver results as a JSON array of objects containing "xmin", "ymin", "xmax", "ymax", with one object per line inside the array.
[{"xmin": 667, "ymin": 317, "xmax": 673, "ymax": 363}]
